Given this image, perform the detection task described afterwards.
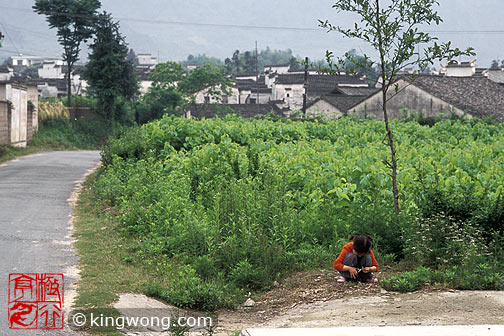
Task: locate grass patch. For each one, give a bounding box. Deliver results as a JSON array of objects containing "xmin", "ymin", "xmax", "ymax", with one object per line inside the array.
[
  {"xmin": 0, "ymin": 145, "xmax": 44, "ymax": 164},
  {"xmin": 73, "ymin": 171, "xmax": 165, "ymax": 334}
]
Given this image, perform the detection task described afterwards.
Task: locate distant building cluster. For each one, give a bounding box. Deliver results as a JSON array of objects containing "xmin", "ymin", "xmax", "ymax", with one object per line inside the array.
[
  {"xmin": 0, "ymin": 52, "xmax": 159, "ymax": 99},
  {"xmin": 189, "ymin": 59, "xmax": 504, "ymax": 121},
  {"xmin": 1, "ymin": 53, "xmax": 504, "ymax": 121}
]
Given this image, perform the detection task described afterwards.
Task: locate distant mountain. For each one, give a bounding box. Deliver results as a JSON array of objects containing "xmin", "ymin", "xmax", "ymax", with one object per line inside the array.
[{"xmin": 1, "ymin": 0, "xmax": 502, "ymax": 67}]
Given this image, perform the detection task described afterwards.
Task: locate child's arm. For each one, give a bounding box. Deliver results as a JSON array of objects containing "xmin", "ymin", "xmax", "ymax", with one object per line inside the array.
[
  {"xmin": 333, "ymin": 243, "xmax": 352, "ymax": 272},
  {"xmin": 369, "ymin": 249, "xmax": 379, "ymax": 271}
]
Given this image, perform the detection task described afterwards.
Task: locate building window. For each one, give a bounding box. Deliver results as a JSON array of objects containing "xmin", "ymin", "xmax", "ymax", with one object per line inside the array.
[
  {"xmin": 250, "ymin": 98, "xmax": 257, "ymax": 104},
  {"xmin": 204, "ymin": 96, "xmax": 210, "ymax": 103},
  {"xmin": 286, "ymin": 93, "xmax": 290, "ymax": 98}
]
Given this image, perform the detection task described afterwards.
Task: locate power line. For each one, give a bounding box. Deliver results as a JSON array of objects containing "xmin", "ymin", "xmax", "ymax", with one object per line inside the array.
[
  {"xmin": 1, "ymin": 5, "xmax": 504, "ymax": 34},
  {"xmin": 0, "ymin": 21, "xmax": 21, "ymax": 55}
]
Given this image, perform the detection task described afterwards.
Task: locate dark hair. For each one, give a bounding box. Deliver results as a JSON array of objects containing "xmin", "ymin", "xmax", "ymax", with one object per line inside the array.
[{"xmin": 350, "ymin": 235, "xmax": 373, "ymax": 254}]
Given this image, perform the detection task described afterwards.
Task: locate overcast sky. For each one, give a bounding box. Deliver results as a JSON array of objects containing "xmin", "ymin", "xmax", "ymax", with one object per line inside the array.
[{"xmin": 0, "ymin": 0, "xmax": 503, "ymax": 68}]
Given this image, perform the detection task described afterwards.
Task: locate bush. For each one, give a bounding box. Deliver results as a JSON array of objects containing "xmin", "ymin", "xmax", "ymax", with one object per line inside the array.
[
  {"xmin": 145, "ymin": 267, "xmax": 235, "ymax": 311},
  {"xmin": 381, "ymin": 267, "xmax": 431, "ymax": 292},
  {"xmin": 402, "ymin": 212, "xmax": 486, "ymax": 268}
]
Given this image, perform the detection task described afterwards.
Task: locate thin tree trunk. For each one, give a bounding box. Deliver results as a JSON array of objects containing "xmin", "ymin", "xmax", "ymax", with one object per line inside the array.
[
  {"xmin": 382, "ymin": 88, "xmax": 400, "ymax": 212},
  {"xmin": 376, "ymin": 0, "xmax": 400, "ymax": 212},
  {"xmin": 67, "ymin": 60, "xmax": 72, "ymax": 108}
]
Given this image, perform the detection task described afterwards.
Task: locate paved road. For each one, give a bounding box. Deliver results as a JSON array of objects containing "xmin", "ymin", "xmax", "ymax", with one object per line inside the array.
[
  {"xmin": 242, "ymin": 325, "xmax": 504, "ymax": 336},
  {"xmin": 0, "ymin": 151, "xmax": 101, "ymax": 335}
]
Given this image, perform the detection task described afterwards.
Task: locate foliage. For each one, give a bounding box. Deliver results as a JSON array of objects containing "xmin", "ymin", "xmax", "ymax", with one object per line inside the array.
[
  {"xmin": 318, "ymin": 0, "xmax": 475, "ymax": 213},
  {"xmin": 181, "ymin": 54, "xmax": 223, "ymax": 67},
  {"xmin": 224, "ymin": 47, "xmax": 303, "ymax": 75},
  {"xmin": 94, "ymin": 115, "xmax": 504, "ymax": 309},
  {"xmin": 402, "ymin": 213, "xmax": 487, "ymax": 268},
  {"xmin": 138, "ymin": 63, "xmax": 232, "ymax": 124},
  {"xmin": 83, "ymin": 12, "xmax": 138, "ymax": 123},
  {"xmin": 32, "ymin": 117, "xmax": 115, "ymax": 149},
  {"xmin": 41, "ymin": 95, "xmax": 98, "ymax": 109},
  {"xmin": 33, "ymin": 0, "xmax": 101, "ymax": 106},
  {"xmin": 381, "ymin": 263, "xmax": 504, "ymax": 292},
  {"xmin": 20, "ymin": 63, "xmax": 42, "ymax": 79}
]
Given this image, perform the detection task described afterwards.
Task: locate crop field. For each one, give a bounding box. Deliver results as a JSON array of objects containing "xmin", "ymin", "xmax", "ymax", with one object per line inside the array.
[{"xmin": 92, "ymin": 115, "xmax": 504, "ymax": 310}]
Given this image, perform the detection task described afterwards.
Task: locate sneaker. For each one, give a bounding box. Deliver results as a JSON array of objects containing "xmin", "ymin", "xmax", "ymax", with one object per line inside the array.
[
  {"xmin": 337, "ymin": 276, "xmax": 346, "ymax": 283},
  {"xmin": 365, "ymin": 277, "xmax": 378, "ymax": 283}
]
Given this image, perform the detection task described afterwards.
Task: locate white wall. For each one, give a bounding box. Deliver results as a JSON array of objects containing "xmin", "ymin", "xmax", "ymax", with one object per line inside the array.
[
  {"xmin": 272, "ymin": 83, "xmax": 304, "ymax": 110},
  {"xmin": 0, "ymin": 84, "xmax": 28, "ymax": 147},
  {"xmin": 195, "ymin": 87, "xmax": 240, "ymax": 104}
]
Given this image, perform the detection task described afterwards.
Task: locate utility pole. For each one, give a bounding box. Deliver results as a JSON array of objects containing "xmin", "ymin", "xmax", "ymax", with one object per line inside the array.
[
  {"xmin": 302, "ymin": 56, "xmax": 309, "ymax": 117},
  {"xmin": 255, "ymin": 41, "xmax": 259, "ymax": 104}
]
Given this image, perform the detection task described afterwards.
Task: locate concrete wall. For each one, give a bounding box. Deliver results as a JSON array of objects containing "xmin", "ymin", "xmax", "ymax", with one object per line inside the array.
[
  {"xmin": 306, "ymin": 100, "xmax": 343, "ymax": 119},
  {"xmin": 0, "ymin": 82, "xmax": 38, "ymax": 147},
  {"xmin": 246, "ymin": 92, "xmax": 271, "ymax": 104},
  {"xmin": 10, "ymin": 84, "xmax": 28, "ymax": 147},
  {"xmin": 27, "ymin": 84, "xmax": 39, "ymax": 133},
  {"xmin": 349, "ymin": 80, "xmax": 467, "ymax": 119}
]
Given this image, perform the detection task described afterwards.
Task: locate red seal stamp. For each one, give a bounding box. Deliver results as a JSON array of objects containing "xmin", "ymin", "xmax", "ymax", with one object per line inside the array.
[{"xmin": 8, "ymin": 273, "xmax": 64, "ymax": 329}]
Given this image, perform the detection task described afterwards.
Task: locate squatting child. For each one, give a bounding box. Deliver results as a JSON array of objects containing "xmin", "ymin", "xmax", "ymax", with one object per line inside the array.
[{"xmin": 333, "ymin": 235, "xmax": 379, "ymax": 283}]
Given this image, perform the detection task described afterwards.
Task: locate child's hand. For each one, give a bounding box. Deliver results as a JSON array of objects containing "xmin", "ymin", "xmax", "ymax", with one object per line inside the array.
[
  {"xmin": 362, "ymin": 267, "xmax": 371, "ymax": 273},
  {"xmin": 349, "ymin": 267, "xmax": 358, "ymax": 279}
]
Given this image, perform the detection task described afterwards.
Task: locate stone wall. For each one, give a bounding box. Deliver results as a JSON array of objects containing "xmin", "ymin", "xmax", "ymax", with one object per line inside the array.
[
  {"xmin": 68, "ymin": 107, "xmax": 102, "ymax": 121},
  {"xmin": 0, "ymin": 101, "xmax": 11, "ymax": 146}
]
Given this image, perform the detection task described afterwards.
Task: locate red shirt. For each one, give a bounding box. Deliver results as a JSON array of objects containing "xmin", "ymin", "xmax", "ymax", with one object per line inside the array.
[{"xmin": 333, "ymin": 242, "xmax": 379, "ymax": 272}]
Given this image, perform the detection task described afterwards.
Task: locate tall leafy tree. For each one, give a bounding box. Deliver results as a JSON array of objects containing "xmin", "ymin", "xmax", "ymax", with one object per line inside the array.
[
  {"xmin": 33, "ymin": 0, "xmax": 101, "ymax": 107},
  {"xmin": 319, "ymin": 0, "xmax": 474, "ymax": 212},
  {"xmin": 83, "ymin": 11, "xmax": 138, "ymax": 123},
  {"xmin": 138, "ymin": 62, "xmax": 232, "ymax": 123}
]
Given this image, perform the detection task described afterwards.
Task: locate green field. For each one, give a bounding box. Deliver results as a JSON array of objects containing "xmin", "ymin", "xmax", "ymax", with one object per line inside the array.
[{"xmin": 91, "ymin": 115, "xmax": 504, "ymax": 310}]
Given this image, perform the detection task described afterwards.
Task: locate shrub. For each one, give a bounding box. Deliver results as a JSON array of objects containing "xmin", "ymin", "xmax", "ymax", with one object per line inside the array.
[
  {"xmin": 402, "ymin": 212, "xmax": 486, "ymax": 268},
  {"xmin": 381, "ymin": 267, "xmax": 431, "ymax": 292}
]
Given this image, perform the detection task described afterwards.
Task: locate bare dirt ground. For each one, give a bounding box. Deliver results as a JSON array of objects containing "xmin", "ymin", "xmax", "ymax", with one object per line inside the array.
[
  {"xmin": 217, "ymin": 269, "xmax": 504, "ymax": 334},
  {"xmin": 115, "ymin": 269, "xmax": 504, "ymax": 335}
]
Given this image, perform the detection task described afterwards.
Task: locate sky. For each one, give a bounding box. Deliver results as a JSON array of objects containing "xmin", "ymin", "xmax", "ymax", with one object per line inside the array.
[{"xmin": 0, "ymin": 0, "xmax": 503, "ymax": 68}]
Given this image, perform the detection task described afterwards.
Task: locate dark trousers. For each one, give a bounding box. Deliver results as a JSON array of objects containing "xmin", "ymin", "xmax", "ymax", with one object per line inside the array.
[{"xmin": 340, "ymin": 252, "xmax": 374, "ymax": 281}]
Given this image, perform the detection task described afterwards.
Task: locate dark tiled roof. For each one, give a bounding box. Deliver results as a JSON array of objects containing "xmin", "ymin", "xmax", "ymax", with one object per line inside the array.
[
  {"xmin": 235, "ymin": 72, "xmax": 258, "ymax": 77},
  {"xmin": 236, "ymin": 78, "xmax": 268, "ymax": 91},
  {"xmin": 250, "ymin": 87, "xmax": 272, "ymax": 94},
  {"xmin": 189, "ymin": 103, "xmax": 283, "ymax": 119},
  {"xmin": 287, "ymin": 67, "xmax": 319, "ymax": 73},
  {"xmin": 331, "ymin": 86, "xmax": 379, "ymax": 96},
  {"xmin": 405, "ymin": 75, "xmax": 504, "ymax": 121},
  {"xmin": 264, "ymin": 63, "xmax": 290, "ymax": 67},
  {"xmin": 307, "ymin": 95, "xmax": 368, "ymax": 112},
  {"xmin": 276, "ymin": 74, "xmax": 366, "ymax": 87}
]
